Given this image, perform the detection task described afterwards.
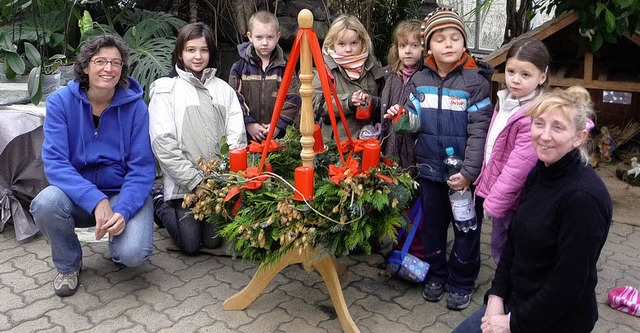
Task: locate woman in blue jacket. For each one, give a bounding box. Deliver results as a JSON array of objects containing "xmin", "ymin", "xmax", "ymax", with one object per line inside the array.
[{"xmin": 30, "ymin": 35, "xmax": 156, "ymax": 297}]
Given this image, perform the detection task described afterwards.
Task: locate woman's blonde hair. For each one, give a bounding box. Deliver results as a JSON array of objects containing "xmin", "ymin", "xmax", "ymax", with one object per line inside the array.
[
  {"xmin": 526, "ymin": 86, "xmax": 595, "ymax": 163},
  {"xmin": 387, "ymin": 20, "xmax": 422, "ymax": 74},
  {"xmin": 322, "ymin": 15, "xmax": 372, "ymax": 55}
]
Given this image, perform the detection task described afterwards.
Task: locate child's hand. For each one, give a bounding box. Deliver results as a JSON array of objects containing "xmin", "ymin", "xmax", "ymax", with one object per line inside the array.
[
  {"xmin": 447, "ymin": 172, "xmax": 471, "ymax": 192},
  {"xmin": 264, "ymin": 124, "xmax": 280, "ymax": 138},
  {"xmin": 351, "ymin": 90, "xmax": 369, "ymax": 106},
  {"xmin": 246, "ymin": 123, "xmax": 268, "ymax": 141},
  {"xmin": 384, "ymin": 104, "xmax": 403, "ymax": 119}
]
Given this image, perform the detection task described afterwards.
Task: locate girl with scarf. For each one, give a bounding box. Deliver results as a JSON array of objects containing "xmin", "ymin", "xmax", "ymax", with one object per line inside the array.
[{"xmin": 312, "ymin": 14, "xmax": 385, "ymax": 141}]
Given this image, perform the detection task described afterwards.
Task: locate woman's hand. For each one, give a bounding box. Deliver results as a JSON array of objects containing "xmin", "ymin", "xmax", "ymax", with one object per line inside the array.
[
  {"xmin": 384, "ymin": 104, "xmax": 403, "ymax": 119},
  {"xmin": 480, "ymin": 314, "xmax": 511, "ymax": 333}
]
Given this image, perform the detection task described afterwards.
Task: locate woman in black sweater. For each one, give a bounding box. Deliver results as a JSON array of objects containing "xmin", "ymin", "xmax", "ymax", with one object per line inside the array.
[{"xmin": 454, "ymin": 86, "xmax": 612, "ymax": 333}]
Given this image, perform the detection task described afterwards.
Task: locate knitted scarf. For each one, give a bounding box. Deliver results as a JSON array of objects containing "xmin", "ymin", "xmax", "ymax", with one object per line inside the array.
[
  {"xmin": 328, "ymin": 49, "xmax": 368, "ymax": 81},
  {"xmin": 401, "ymin": 67, "xmax": 417, "ymax": 83}
]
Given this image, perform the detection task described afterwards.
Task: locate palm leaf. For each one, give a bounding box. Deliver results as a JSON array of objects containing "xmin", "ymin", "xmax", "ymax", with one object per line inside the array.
[
  {"xmin": 120, "ymin": 8, "xmax": 186, "ymax": 36},
  {"xmin": 128, "ymin": 37, "xmax": 175, "ymax": 102}
]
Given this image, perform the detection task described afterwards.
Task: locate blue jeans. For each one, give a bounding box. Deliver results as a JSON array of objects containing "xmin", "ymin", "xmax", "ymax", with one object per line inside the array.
[
  {"xmin": 30, "ymin": 186, "xmax": 154, "ymax": 274},
  {"xmin": 419, "ymin": 179, "xmax": 483, "ymax": 294},
  {"xmin": 452, "ymin": 304, "xmax": 485, "ymax": 333}
]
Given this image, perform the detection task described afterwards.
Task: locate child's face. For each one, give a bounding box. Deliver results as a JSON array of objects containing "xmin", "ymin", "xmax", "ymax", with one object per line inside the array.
[
  {"xmin": 333, "ymin": 29, "xmax": 363, "ymax": 56},
  {"xmin": 247, "ymin": 21, "xmax": 280, "ymax": 59},
  {"xmin": 181, "ymin": 36, "xmax": 209, "ymax": 74},
  {"xmin": 398, "ymin": 35, "xmax": 422, "ymax": 68},
  {"xmin": 505, "ymin": 57, "xmax": 546, "ymax": 99},
  {"xmin": 427, "ymin": 27, "xmax": 466, "ymax": 68}
]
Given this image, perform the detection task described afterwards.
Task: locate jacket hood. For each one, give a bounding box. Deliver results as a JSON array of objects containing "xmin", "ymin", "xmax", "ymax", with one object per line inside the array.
[
  {"xmin": 237, "ymin": 41, "xmax": 286, "ymax": 68},
  {"xmin": 67, "ymin": 76, "xmax": 144, "ymax": 106}
]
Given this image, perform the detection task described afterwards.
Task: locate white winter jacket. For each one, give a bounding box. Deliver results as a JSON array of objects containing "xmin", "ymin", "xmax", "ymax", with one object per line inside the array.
[{"xmin": 149, "ymin": 66, "xmax": 247, "ymax": 200}]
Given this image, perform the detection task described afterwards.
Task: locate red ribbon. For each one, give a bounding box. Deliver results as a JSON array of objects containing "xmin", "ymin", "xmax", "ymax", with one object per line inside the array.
[
  {"xmin": 328, "ymin": 157, "xmax": 361, "ymax": 185},
  {"xmin": 248, "ymin": 140, "xmax": 279, "ymax": 153},
  {"xmin": 340, "ymin": 138, "xmax": 380, "ymax": 154}
]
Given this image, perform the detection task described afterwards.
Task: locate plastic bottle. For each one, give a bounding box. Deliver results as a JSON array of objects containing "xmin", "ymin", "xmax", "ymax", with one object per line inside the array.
[{"xmin": 443, "ymin": 147, "xmax": 477, "ymax": 233}]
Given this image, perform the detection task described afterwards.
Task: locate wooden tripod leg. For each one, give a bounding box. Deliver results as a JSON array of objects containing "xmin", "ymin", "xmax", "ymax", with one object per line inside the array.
[
  {"xmin": 313, "ymin": 255, "xmax": 360, "ymax": 333},
  {"xmin": 224, "ymin": 250, "xmax": 304, "ymax": 310}
]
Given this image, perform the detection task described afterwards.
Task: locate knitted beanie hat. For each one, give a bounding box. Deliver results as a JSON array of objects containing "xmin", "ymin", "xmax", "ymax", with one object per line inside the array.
[
  {"xmin": 421, "ymin": 7, "xmax": 468, "ymax": 50},
  {"xmin": 609, "ymin": 286, "xmax": 640, "ymax": 317}
]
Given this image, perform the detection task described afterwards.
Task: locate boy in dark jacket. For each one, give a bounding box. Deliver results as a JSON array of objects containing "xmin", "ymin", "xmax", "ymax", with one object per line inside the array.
[
  {"xmin": 228, "ymin": 10, "xmax": 301, "ymax": 141},
  {"xmin": 386, "ymin": 8, "xmax": 493, "ymax": 310}
]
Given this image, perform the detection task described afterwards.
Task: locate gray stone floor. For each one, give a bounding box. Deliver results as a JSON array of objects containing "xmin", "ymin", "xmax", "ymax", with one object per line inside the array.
[{"xmin": 1, "ymin": 218, "xmax": 638, "ymax": 332}]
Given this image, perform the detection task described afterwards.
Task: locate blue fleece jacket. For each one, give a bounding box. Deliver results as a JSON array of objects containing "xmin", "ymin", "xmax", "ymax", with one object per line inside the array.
[{"xmin": 42, "ymin": 78, "xmax": 155, "ymax": 221}]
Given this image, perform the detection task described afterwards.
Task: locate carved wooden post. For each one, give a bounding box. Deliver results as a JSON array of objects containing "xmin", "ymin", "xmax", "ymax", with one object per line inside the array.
[{"xmin": 298, "ymin": 9, "xmax": 315, "ymax": 167}]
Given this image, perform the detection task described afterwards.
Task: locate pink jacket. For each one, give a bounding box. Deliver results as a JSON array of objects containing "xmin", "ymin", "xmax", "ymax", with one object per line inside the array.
[{"xmin": 475, "ymin": 98, "xmax": 538, "ymax": 218}]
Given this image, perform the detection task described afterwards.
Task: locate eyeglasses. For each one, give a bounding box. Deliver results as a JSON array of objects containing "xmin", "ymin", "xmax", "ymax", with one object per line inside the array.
[{"xmin": 91, "ymin": 58, "xmax": 123, "ymax": 68}]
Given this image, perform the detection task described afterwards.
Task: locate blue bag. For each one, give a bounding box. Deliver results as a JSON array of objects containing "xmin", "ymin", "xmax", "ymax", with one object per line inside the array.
[{"xmin": 386, "ymin": 198, "xmax": 428, "ymax": 283}]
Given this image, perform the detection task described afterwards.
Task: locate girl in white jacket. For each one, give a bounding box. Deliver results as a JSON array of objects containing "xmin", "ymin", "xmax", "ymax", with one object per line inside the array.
[{"xmin": 148, "ymin": 22, "xmax": 247, "ymax": 254}]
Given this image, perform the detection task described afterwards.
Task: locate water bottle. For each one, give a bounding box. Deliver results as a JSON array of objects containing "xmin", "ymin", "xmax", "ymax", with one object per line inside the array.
[{"xmin": 443, "ymin": 147, "xmax": 477, "ymax": 233}]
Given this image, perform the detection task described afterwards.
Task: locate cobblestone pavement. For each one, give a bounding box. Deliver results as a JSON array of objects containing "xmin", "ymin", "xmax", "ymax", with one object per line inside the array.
[{"xmin": 1, "ymin": 218, "xmax": 639, "ymax": 333}]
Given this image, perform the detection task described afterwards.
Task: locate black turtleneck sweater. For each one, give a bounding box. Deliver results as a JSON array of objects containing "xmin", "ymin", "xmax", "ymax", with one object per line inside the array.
[{"xmin": 488, "ymin": 149, "xmax": 612, "ymax": 333}]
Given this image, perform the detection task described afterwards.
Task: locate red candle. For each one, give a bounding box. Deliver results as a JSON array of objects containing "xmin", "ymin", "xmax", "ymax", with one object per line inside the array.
[
  {"xmin": 229, "ymin": 148, "xmax": 247, "ymax": 172},
  {"xmin": 313, "ymin": 124, "xmax": 324, "ymax": 153},
  {"xmin": 293, "ymin": 166, "xmax": 314, "ymax": 201},
  {"xmin": 361, "ymin": 142, "xmax": 381, "ymax": 170}
]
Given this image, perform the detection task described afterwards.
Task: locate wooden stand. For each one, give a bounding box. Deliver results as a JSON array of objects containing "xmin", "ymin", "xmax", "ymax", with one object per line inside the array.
[
  {"xmin": 224, "ymin": 10, "xmax": 360, "ymax": 333},
  {"xmin": 223, "ymin": 248, "xmax": 358, "ymax": 333}
]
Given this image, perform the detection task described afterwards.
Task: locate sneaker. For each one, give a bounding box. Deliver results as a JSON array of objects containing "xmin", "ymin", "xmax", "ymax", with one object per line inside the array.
[
  {"xmin": 422, "ymin": 281, "xmax": 444, "ymax": 302},
  {"xmin": 446, "ymin": 292, "xmax": 471, "ymax": 310},
  {"xmin": 53, "ymin": 265, "xmax": 81, "ymax": 297}
]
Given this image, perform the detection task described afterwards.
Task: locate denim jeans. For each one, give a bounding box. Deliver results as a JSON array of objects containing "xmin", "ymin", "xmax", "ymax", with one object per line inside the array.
[
  {"xmin": 452, "ymin": 304, "xmax": 485, "ymax": 333},
  {"xmin": 419, "ymin": 179, "xmax": 484, "ymax": 294},
  {"xmin": 30, "ymin": 186, "xmax": 154, "ymax": 274},
  {"xmin": 155, "ymin": 198, "xmax": 221, "ymax": 254}
]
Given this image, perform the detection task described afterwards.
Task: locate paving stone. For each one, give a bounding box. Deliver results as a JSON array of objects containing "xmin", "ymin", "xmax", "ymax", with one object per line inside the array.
[
  {"xmin": 147, "ymin": 252, "xmax": 190, "ymax": 273},
  {"xmin": 6, "ymin": 317, "xmax": 53, "ymax": 333},
  {"xmin": 210, "ymin": 265, "xmax": 253, "ymax": 290},
  {"xmin": 278, "ymin": 297, "xmax": 331, "ymax": 326},
  {"xmin": 23, "ymin": 238, "xmax": 52, "ymax": 260},
  {"xmin": 200, "ymin": 299, "xmax": 255, "ymax": 329},
  {"xmin": 75, "ymin": 316, "xmax": 137, "ymax": 333},
  {"xmin": 0, "ymin": 286, "xmax": 25, "ymax": 312},
  {"xmin": 172, "ymin": 259, "xmax": 221, "ymax": 283},
  {"xmin": 399, "ymin": 302, "xmax": 449, "ymax": 331},
  {"xmin": 156, "ymin": 310, "xmax": 215, "ymax": 333},
  {"xmin": 136, "ymin": 285, "xmax": 180, "ymax": 312},
  {"xmin": 0, "ymin": 246, "xmax": 29, "ymax": 264},
  {"xmin": 127, "ymin": 303, "xmax": 174, "ymax": 331},
  {"xmin": 116, "ymin": 324, "xmax": 149, "ymax": 333},
  {"xmin": 61, "ymin": 288, "xmax": 105, "ymax": 313},
  {"xmin": 0, "ymin": 312, "xmax": 11, "ymax": 331},
  {"xmin": 93, "ymin": 276, "xmax": 150, "ymax": 303},
  {"xmin": 357, "ymin": 311, "xmax": 415, "ymax": 333},
  {"xmin": 86, "ymin": 294, "xmax": 140, "ymax": 323},
  {"xmin": 46, "ymin": 306, "xmax": 94, "ymax": 331},
  {"xmin": 34, "ymin": 327, "xmax": 64, "ymax": 333},
  {"xmin": 277, "ymin": 317, "xmax": 329, "ymax": 333},
  {"xmin": 244, "ymin": 288, "xmax": 293, "ymax": 317},
  {"xmin": 6, "ymin": 296, "xmax": 65, "ymax": 322},
  {"xmin": 168, "ymin": 274, "xmax": 222, "ymax": 301},
  {"xmin": 164, "ymin": 291, "xmax": 222, "ymax": 322},
  {"xmin": 279, "ymin": 280, "xmax": 329, "ymax": 304},
  {"xmin": 23, "ymin": 282, "xmax": 56, "ymax": 304},
  {"xmin": 197, "ymin": 322, "xmax": 239, "ymax": 333},
  {"xmin": 357, "ymin": 294, "xmax": 411, "ymax": 321},
  {"xmin": 142, "ymin": 266, "xmax": 186, "ymax": 291},
  {"xmin": 237, "ymin": 307, "xmax": 292, "ymax": 333}
]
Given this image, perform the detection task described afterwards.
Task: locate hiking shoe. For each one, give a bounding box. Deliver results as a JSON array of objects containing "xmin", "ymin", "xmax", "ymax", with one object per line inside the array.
[
  {"xmin": 53, "ymin": 265, "xmax": 81, "ymax": 297},
  {"xmin": 446, "ymin": 292, "xmax": 471, "ymax": 310},
  {"xmin": 422, "ymin": 281, "xmax": 444, "ymax": 302}
]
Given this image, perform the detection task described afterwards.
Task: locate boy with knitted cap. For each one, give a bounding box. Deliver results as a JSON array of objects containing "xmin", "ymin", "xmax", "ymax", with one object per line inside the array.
[{"xmin": 385, "ymin": 7, "xmax": 494, "ymax": 310}]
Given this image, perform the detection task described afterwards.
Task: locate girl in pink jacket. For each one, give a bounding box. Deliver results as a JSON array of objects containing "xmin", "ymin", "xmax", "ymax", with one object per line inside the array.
[{"xmin": 475, "ymin": 38, "xmax": 551, "ymax": 264}]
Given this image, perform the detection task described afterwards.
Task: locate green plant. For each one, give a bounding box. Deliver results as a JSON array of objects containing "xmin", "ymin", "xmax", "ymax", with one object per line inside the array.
[{"xmin": 536, "ymin": 0, "xmax": 640, "ymax": 51}]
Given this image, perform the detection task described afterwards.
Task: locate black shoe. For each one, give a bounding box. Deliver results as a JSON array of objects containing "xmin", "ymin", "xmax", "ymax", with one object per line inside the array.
[
  {"xmin": 422, "ymin": 281, "xmax": 444, "ymax": 302},
  {"xmin": 152, "ymin": 183, "xmax": 165, "ymax": 228},
  {"xmin": 446, "ymin": 292, "xmax": 471, "ymax": 310}
]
